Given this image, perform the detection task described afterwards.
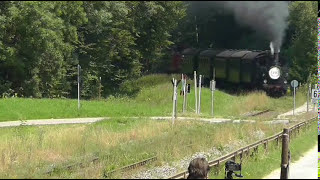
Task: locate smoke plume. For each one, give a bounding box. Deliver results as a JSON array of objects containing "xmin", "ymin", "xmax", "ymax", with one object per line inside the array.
[{"xmin": 213, "ymin": 1, "xmax": 289, "ymax": 52}]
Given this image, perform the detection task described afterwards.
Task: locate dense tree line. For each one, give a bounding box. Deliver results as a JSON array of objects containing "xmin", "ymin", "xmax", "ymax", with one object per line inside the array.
[
  {"xmin": 0, "ymin": 1, "xmax": 186, "ymax": 98},
  {"xmin": 0, "ymin": 1, "xmax": 316, "ymax": 99}
]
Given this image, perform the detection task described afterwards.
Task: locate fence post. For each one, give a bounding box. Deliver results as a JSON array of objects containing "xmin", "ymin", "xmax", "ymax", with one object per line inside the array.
[
  {"xmin": 280, "ymin": 128, "xmax": 290, "ymax": 179},
  {"xmin": 215, "ymin": 161, "xmax": 220, "ymax": 175}
]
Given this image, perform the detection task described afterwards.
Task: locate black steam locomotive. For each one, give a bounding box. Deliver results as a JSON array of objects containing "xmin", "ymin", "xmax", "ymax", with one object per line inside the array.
[{"xmin": 178, "ymin": 48, "xmax": 289, "ymax": 97}]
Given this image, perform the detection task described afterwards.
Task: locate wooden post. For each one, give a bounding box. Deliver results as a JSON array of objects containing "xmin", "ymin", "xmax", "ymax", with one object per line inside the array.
[
  {"xmin": 198, "ymin": 75, "xmax": 202, "ymax": 114},
  {"xmin": 280, "ymin": 128, "xmax": 290, "ymax": 179},
  {"xmin": 264, "ymin": 141, "xmax": 268, "ymax": 151},
  {"xmin": 216, "ymin": 161, "xmax": 220, "ymax": 175},
  {"xmin": 231, "ymin": 153, "xmax": 236, "ymax": 162},
  {"xmin": 194, "ymin": 71, "xmax": 198, "ymax": 113}
]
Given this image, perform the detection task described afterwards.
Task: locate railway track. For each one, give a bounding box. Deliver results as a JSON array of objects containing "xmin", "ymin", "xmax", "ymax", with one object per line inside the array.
[
  {"xmin": 44, "ymin": 155, "xmax": 157, "ymax": 179},
  {"xmin": 241, "ymin": 109, "xmax": 271, "ymax": 117},
  {"xmin": 103, "ymin": 156, "xmax": 157, "ymax": 178},
  {"xmin": 44, "ymin": 156, "xmax": 99, "ymax": 175}
]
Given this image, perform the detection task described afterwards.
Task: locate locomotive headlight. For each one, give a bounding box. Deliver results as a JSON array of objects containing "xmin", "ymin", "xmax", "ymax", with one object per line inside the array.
[
  {"xmin": 268, "ymin": 67, "xmax": 281, "ymax": 80},
  {"xmin": 284, "ymin": 80, "xmax": 287, "ymax": 84}
]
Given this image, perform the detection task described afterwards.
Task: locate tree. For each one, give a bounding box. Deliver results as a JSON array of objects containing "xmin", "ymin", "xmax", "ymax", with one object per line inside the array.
[
  {"xmin": 285, "ymin": 1, "xmax": 317, "ymax": 83},
  {"xmin": 78, "ymin": 1, "xmax": 141, "ymax": 98},
  {"xmin": 126, "ymin": 1, "xmax": 186, "ymax": 73},
  {"xmin": 0, "ymin": 2, "xmax": 87, "ymax": 98},
  {"xmin": 0, "ymin": 1, "xmax": 187, "ymax": 98}
]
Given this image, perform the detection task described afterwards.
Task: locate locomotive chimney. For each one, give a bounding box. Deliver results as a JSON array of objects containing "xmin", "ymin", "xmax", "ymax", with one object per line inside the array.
[
  {"xmin": 270, "ymin": 42, "xmax": 274, "ymax": 55},
  {"xmin": 270, "ymin": 42, "xmax": 280, "ymax": 65},
  {"xmin": 274, "ymin": 52, "xmax": 279, "ymax": 65}
]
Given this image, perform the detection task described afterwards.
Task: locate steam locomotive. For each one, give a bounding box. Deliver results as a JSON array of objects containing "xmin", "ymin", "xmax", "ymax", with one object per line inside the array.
[{"xmin": 173, "ymin": 48, "xmax": 289, "ymax": 97}]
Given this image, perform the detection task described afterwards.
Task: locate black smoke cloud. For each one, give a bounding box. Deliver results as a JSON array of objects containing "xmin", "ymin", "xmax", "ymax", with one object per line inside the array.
[{"xmin": 213, "ymin": 1, "xmax": 289, "ymax": 52}]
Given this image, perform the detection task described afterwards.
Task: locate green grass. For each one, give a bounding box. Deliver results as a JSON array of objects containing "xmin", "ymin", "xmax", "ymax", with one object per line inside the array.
[
  {"xmin": 209, "ymin": 120, "xmax": 317, "ymax": 179},
  {"xmin": 0, "ymin": 74, "xmax": 307, "ymax": 122},
  {"xmin": 319, "ymin": 152, "xmax": 320, "ymax": 178},
  {"xmin": 0, "ymin": 118, "xmax": 288, "ymax": 178}
]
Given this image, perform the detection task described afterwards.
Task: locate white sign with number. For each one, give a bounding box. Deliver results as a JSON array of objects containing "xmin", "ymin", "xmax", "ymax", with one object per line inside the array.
[
  {"xmin": 312, "ymin": 89, "xmax": 318, "ymax": 99},
  {"xmin": 311, "ymin": 89, "xmax": 318, "ymax": 104}
]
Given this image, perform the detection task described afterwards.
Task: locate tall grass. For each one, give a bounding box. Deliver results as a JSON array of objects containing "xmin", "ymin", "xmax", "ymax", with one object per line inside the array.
[
  {"xmin": 0, "ymin": 118, "xmax": 287, "ymax": 178},
  {"xmin": 0, "ymin": 74, "xmax": 307, "ymax": 121}
]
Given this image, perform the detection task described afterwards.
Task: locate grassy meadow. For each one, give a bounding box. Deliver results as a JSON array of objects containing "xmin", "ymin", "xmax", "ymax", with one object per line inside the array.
[{"xmin": 0, "ymin": 74, "xmax": 307, "ymax": 122}]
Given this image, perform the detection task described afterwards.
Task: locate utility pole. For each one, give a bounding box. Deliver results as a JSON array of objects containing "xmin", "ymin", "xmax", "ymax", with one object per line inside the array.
[
  {"xmin": 293, "ymin": 86, "xmax": 296, "ymax": 116},
  {"xmin": 78, "ymin": 64, "xmax": 81, "ymax": 110},
  {"xmin": 211, "ymin": 80, "xmax": 216, "ymax": 117},
  {"xmin": 182, "ymin": 74, "xmax": 187, "ymax": 113},
  {"xmin": 195, "ymin": 16, "xmax": 199, "ymax": 45},
  {"xmin": 307, "ymin": 84, "xmax": 310, "ymax": 112},
  {"xmin": 198, "ymin": 75, "xmax": 202, "ymax": 114},
  {"xmin": 99, "ymin": 77, "xmax": 102, "ymax": 100},
  {"xmin": 172, "ymin": 78, "xmax": 178, "ymax": 124},
  {"xmin": 194, "ymin": 71, "xmax": 198, "ymax": 113}
]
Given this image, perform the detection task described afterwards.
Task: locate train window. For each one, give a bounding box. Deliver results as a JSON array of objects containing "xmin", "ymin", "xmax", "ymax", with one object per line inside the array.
[
  {"xmin": 181, "ymin": 56, "xmax": 194, "ymax": 74},
  {"xmin": 241, "ymin": 59, "xmax": 252, "ymax": 83},
  {"xmin": 228, "ymin": 59, "xmax": 241, "ymax": 83},
  {"xmin": 214, "ymin": 58, "xmax": 227, "ymax": 79},
  {"xmin": 198, "ymin": 57, "xmax": 211, "ymax": 76}
]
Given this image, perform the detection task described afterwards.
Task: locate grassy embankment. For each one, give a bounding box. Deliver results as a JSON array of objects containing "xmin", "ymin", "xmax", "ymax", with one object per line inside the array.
[
  {"xmin": 0, "ymin": 117, "xmax": 289, "ymax": 178},
  {"xmin": 0, "ymin": 74, "xmax": 307, "ymax": 122},
  {"xmin": 209, "ymin": 120, "xmax": 317, "ymax": 179}
]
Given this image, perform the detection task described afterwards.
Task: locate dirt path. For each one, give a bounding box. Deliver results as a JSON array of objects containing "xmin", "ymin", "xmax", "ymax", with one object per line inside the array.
[
  {"xmin": 263, "ymin": 145, "xmax": 317, "ymax": 179},
  {"xmin": 277, "ymin": 101, "xmax": 315, "ymax": 119},
  {"xmin": 0, "ymin": 117, "xmax": 108, "ymax": 128}
]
